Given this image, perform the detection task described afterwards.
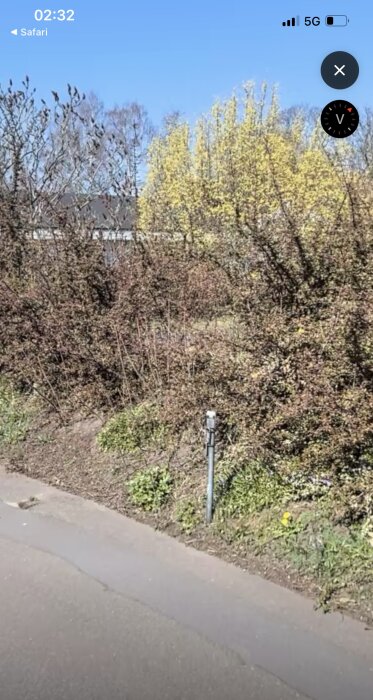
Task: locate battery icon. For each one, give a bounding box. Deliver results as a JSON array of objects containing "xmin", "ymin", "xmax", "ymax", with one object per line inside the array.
[{"xmin": 326, "ymin": 15, "xmax": 349, "ymax": 26}]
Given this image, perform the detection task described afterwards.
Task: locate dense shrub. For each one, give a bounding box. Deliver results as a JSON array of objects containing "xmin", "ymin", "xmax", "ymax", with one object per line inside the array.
[{"xmin": 1, "ymin": 80, "xmax": 372, "ymax": 504}]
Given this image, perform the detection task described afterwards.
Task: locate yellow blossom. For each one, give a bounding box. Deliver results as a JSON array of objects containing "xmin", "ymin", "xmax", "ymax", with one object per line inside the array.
[{"xmin": 280, "ymin": 511, "xmax": 292, "ymax": 526}]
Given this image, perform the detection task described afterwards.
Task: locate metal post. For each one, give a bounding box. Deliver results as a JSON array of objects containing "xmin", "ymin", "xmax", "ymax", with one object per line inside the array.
[{"xmin": 205, "ymin": 410, "xmax": 216, "ymax": 524}]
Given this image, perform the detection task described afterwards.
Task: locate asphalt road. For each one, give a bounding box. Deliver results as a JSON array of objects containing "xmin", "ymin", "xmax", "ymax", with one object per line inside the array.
[{"xmin": 0, "ymin": 468, "xmax": 373, "ymax": 700}]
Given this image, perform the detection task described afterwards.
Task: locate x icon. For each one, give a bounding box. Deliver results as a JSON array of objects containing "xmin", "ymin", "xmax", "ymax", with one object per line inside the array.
[{"xmin": 334, "ymin": 64, "xmax": 346, "ymax": 76}]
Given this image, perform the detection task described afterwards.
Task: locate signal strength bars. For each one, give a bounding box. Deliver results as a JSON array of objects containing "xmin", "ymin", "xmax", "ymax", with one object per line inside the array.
[{"xmin": 282, "ymin": 16, "xmax": 300, "ymax": 27}]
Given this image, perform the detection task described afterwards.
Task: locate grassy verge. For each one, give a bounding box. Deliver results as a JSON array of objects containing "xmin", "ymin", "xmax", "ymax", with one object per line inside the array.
[
  {"xmin": 95, "ymin": 409, "xmax": 373, "ymax": 614},
  {"xmin": 1, "ymin": 395, "xmax": 372, "ymax": 622},
  {"xmin": 0, "ymin": 380, "xmax": 33, "ymax": 446},
  {"xmin": 214, "ymin": 474, "xmax": 373, "ymax": 611},
  {"xmin": 212, "ymin": 460, "xmax": 373, "ymax": 611}
]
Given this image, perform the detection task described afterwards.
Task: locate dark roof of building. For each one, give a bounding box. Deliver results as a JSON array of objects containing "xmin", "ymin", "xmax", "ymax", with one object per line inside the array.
[{"xmin": 37, "ymin": 193, "xmax": 136, "ymax": 230}]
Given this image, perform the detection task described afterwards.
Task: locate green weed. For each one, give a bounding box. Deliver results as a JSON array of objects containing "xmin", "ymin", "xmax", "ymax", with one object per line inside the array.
[
  {"xmin": 175, "ymin": 498, "xmax": 201, "ymax": 533},
  {"xmin": 127, "ymin": 465, "xmax": 172, "ymax": 511},
  {"xmin": 215, "ymin": 461, "xmax": 293, "ymax": 519},
  {"xmin": 36, "ymin": 433, "xmax": 55, "ymax": 445},
  {"xmin": 0, "ymin": 381, "xmax": 31, "ymax": 446},
  {"xmin": 282, "ymin": 514, "xmax": 373, "ymax": 600},
  {"xmin": 97, "ymin": 402, "xmax": 168, "ymax": 454}
]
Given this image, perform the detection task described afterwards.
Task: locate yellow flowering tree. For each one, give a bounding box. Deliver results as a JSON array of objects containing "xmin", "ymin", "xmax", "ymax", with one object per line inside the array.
[{"xmin": 140, "ymin": 83, "xmax": 347, "ymax": 257}]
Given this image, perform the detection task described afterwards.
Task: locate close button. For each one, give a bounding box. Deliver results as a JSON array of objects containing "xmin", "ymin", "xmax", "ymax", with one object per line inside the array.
[{"xmin": 321, "ymin": 51, "xmax": 359, "ymax": 89}]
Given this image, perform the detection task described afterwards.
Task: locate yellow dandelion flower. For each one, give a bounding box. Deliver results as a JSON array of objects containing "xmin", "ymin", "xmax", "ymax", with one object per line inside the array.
[{"xmin": 280, "ymin": 511, "xmax": 292, "ymax": 526}]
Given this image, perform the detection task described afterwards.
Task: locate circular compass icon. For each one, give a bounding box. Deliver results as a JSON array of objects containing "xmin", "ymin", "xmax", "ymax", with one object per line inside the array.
[{"xmin": 320, "ymin": 100, "xmax": 359, "ymax": 138}]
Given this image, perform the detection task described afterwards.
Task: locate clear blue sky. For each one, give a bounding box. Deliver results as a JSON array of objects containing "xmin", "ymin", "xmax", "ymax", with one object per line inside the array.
[{"xmin": 2, "ymin": 1, "xmax": 372, "ymax": 126}]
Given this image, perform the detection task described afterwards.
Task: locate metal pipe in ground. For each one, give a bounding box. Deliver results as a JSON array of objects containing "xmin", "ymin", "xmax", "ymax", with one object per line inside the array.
[{"xmin": 205, "ymin": 410, "xmax": 216, "ymax": 524}]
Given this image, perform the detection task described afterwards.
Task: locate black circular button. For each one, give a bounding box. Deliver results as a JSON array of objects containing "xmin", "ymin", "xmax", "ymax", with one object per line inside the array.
[
  {"xmin": 321, "ymin": 51, "xmax": 359, "ymax": 89},
  {"xmin": 320, "ymin": 100, "xmax": 359, "ymax": 138}
]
